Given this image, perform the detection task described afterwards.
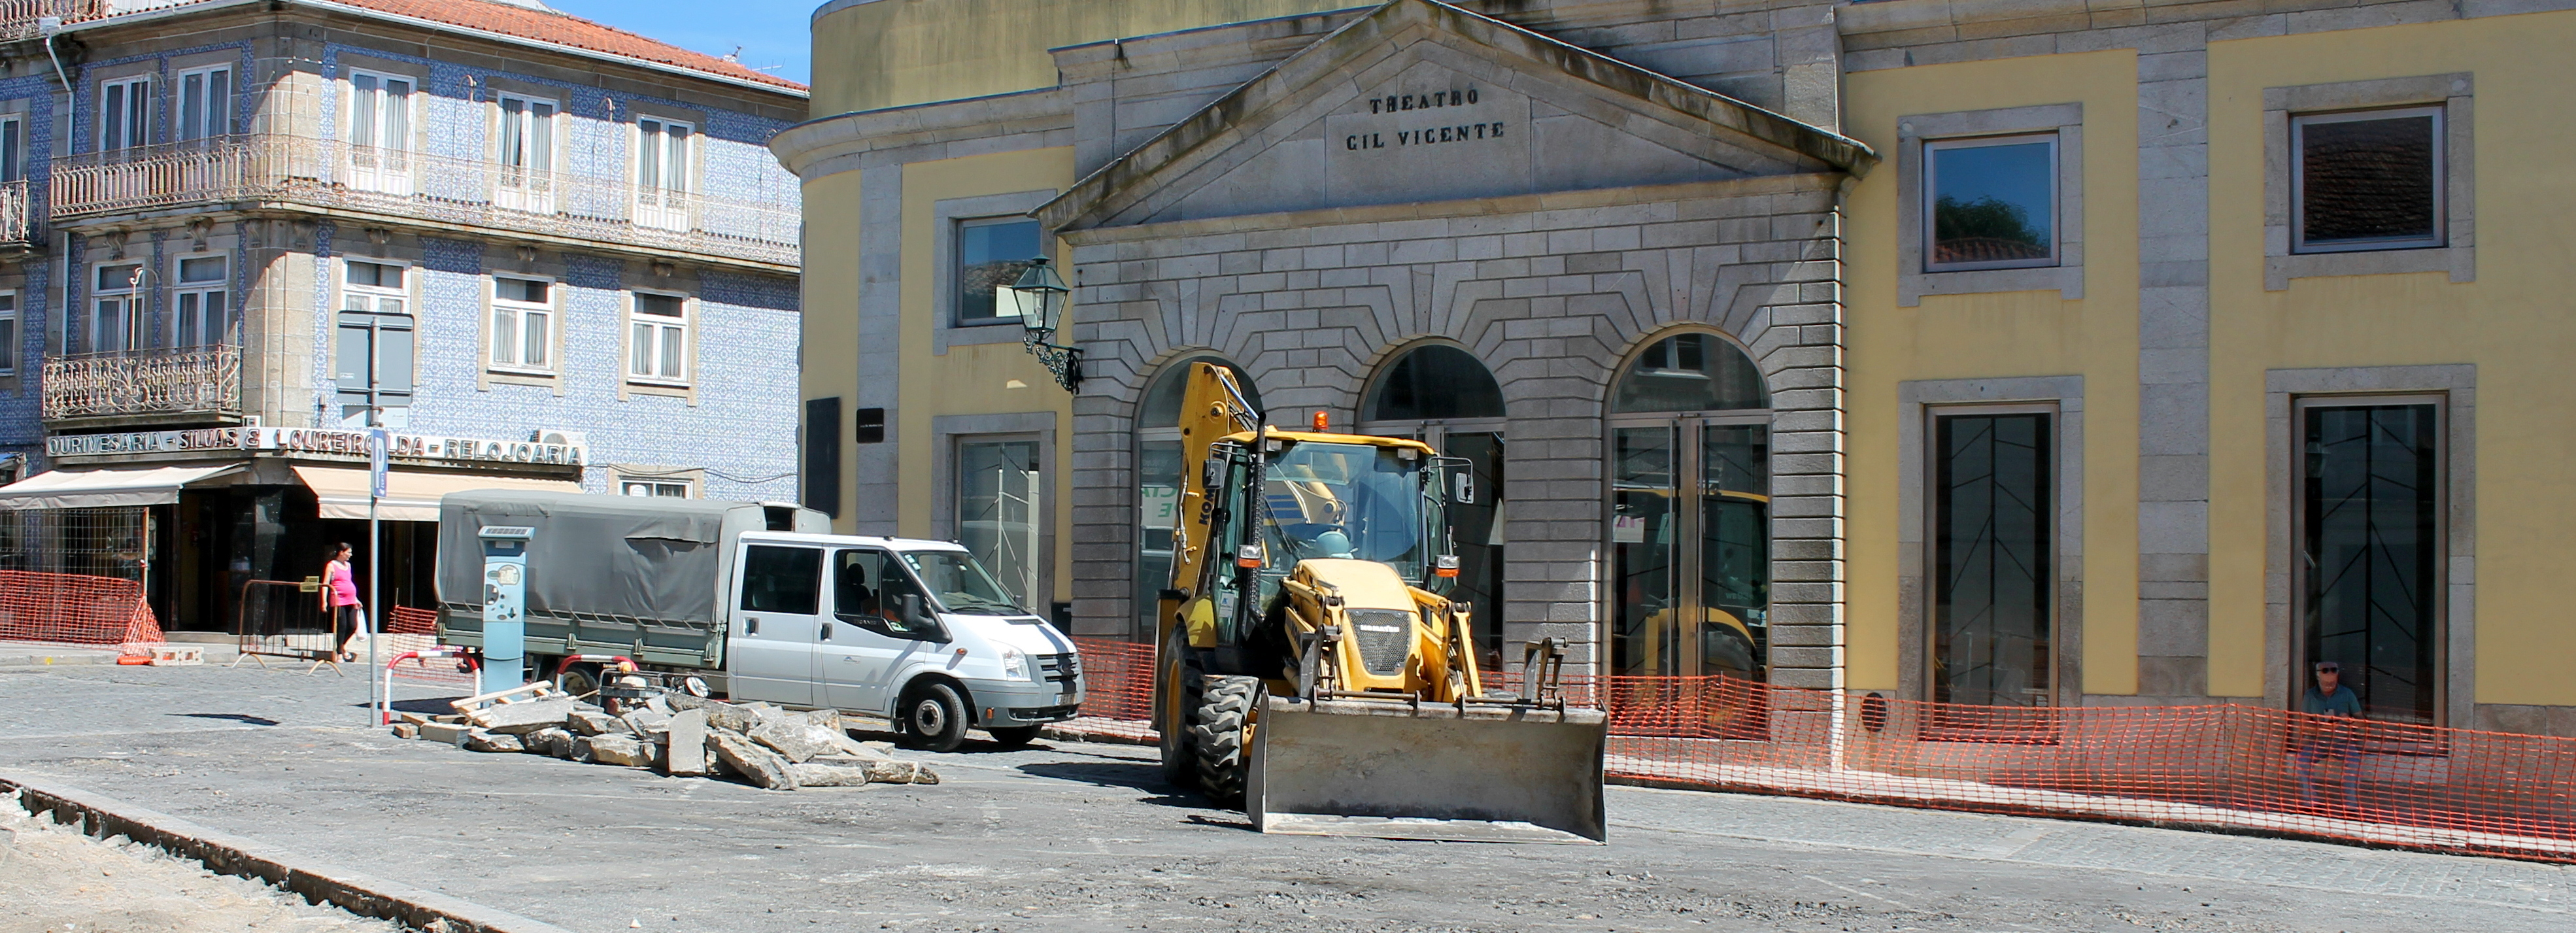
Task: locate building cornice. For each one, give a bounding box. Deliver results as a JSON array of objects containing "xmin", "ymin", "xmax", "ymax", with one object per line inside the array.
[
  {"xmin": 770, "ymin": 87, "xmax": 1073, "ymax": 178},
  {"xmin": 1053, "ymin": 171, "xmax": 1848, "ymax": 246}
]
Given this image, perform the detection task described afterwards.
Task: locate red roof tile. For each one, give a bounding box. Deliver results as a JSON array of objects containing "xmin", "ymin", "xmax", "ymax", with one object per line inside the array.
[
  {"xmin": 77, "ymin": 0, "xmax": 804, "ymax": 92},
  {"xmin": 331, "ymin": 0, "xmax": 805, "ymax": 91}
]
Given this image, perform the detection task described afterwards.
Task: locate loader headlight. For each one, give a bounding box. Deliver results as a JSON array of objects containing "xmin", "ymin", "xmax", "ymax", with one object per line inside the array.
[{"xmin": 1000, "ymin": 647, "xmax": 1029, "ymax": 680}]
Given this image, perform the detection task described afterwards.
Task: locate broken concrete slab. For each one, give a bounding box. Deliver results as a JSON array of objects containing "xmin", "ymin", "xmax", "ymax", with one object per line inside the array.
[
  {"xmin": 586, "ymin": 734, "xmax": 652, "ymax": 768},
  {"xmin": 462, "ymin": 730, "xmax": 524, "ymax": 753},
  {"xmin": 748, "ymin": 720, "xmax": 843, "ymax": 764},
  {"xmin": 809, "ymin": 755, "xmax": 941, "ymax": 785},
  {"xmin": 800, "ymin": 708, "xmax": 844, "ymax": 732},
  {"xmin": 620, "ymin": 708, "xmax": 673, "ymax": 736},
  {"xmin": 703, "ymin": 702, "xmax": 775, "ymax": 734},
  {"xmin": 663, "ymin": 709, "xmax": 707, "ymax": 777},
  {"xmin": 706, "ymin": 730, "xmax": 796, "ymax": 790},
  {"xmin": 466, "ymin": 698, "xmax": 577, "ymax": 735},
  {"xmin": 523, "ymin": 727, "xmax": 573, "ymax": 759},
  {"xmin": 389, "ymin": 723, "xmax": 420, "ymax": 740},
  {"xmin": 418, "ymin": 722, "xmax": 470, "ymax": 745},
  {"xmin": 566, "ymin": 709, "xmax": 625, "ymax": 736},
  {"xmin": 664, "ymin": 693, "xmax": 705, "ymax": 712},
  {"xmin": 784, "ymin": 763, "xmax": 873, "ymax": 788}
]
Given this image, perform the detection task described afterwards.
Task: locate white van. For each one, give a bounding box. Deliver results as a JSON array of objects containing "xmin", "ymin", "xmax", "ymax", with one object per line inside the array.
[{"xmin": 724, "ymin": 533, "xmax": 1084, "ymax": 750}]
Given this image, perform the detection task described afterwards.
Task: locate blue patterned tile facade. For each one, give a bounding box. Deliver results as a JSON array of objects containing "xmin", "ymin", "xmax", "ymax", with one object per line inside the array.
[{"xmin": 5, "ymin": 29, "xmax": 802, "ymax": 496}]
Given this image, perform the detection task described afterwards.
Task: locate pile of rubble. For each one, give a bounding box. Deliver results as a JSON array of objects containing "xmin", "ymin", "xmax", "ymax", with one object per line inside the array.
[{"xmin": 392, "ymin": 693, "xmax": 940, "ymax": 790}]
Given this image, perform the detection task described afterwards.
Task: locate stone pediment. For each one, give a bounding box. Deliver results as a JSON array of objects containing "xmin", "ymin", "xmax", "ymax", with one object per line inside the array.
[{"xmin": 1038, "ymin": 0, "xmax": 1874, "ymax": 231}]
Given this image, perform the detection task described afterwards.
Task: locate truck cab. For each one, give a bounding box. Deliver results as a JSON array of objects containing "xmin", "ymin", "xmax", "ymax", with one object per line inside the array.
[{"xmin": 724, "ymin": 532, "xmax": 1084, "ymax": 750}]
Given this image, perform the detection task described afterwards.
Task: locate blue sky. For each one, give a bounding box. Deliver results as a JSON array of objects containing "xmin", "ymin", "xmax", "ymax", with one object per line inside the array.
[{"xmin": 545, "ymin": 1, "xmax": 815, "ymax": 86}]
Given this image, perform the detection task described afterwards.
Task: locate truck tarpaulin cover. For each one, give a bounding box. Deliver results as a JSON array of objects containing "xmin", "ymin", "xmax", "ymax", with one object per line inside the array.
[{"xmin": 437, "ymin": 491, "xmax": 753, "ymax": 623}]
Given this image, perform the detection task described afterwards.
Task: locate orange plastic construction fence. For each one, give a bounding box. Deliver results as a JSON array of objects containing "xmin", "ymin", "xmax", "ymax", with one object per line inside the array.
[
  {"xmin": 0, "ymin": 569, "xmax": 164, "ymax": 649},
  {"xmin": 1057, "ymin": 637, "xmax": 2576, "ymax": 864}
]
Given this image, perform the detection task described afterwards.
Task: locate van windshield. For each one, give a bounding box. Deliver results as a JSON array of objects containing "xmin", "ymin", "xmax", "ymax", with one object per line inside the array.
[{"xmin": 903, "ymin": 551, "xmax": 1027, "ymax": 616}]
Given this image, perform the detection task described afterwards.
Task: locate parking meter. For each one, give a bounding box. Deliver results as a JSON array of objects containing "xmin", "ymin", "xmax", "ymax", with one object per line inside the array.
[{"xmin": 477, "ymin": 526, "xmax": 533, "ymax": 694}]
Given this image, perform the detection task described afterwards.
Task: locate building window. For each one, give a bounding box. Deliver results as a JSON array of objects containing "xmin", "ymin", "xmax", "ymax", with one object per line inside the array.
[
  {"xmin": 2293, "ymin": 107, "xmax": 2443, "ymax": 253},
  {"xmin": 953, "ymin": 217, "xmax": 1042, "ymax": 326},
  {"xmin": 637, "ymin": 117, "xmax": 693, "ymax": 230},
  {"xmin": 1134, "ymin": 357, "xmax": 1261, "ymax": 639},
  {"xmin": 957, "ymin": 437, "xmax": 1042, "ymax": 610},
  {"xmin": 490, "ymin": 277, "xmax": 553, "ymax": 371},
  {"xmin": 349, "ymin": 71, "xmax": 414, "ymax": 192},
  {"xmin": 1608, "ymin": 332, "xmax": 1771, "ymax": 694},
  {"xmin": 628, "ymin": 292, "xmax": 687, "ymax": 383},
  {"xmin": 173, "ymin": 254, "xmax": 230, "ymax": 347},
  {"xmin": 1931, "ymin": 411, "xmax": 2054, "ymax": 709},
  {"xmin": 1361, "ymin": 345, "xmax": 1508, "ymax": 665},
  {"xmin": 88, "ymin": 263, "xmax": 141, "ymax": 354},
  {"xmin": 497, "ymin": 93, "xmax": 558, "ymax": 211},
  {"xmin": 1924, "ymin": 134, "xmax": 2058, "ymax": 271},
  {"xmin": 175, "ymin": 66, "xmax": 233, "ymax": 142},
  {"xmin": 338, "ymin": 260, "xmax": 412, "ymax": 428},
  {"xmin": 99, "ymin": 76, "xmax": 149, "ymax": 151},
  {"xmin": 2297, "ymin": 398, "xmax": 2442, "ymax": 724},
  {"xmin": 0, "ymin": 115, "xmax": 23, "ymax": 182},
  {"xmin": 621, "ymin": 477, "xmax": 692, "ymax": 498},
  {"xmin": 0, "ymin": 291, "xmax": 17, "ymax": 377}
]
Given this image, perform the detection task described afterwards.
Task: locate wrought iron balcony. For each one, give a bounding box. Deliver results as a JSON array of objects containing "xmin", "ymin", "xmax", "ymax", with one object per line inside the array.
[
  {"xmin": 0, "ymin": 180, "xmax": 31, "ymax": 249},
  {"xmin": 50, "ymin": 134, "xmax": 800, "ymax": 267},
  {"xmin": 0, "ymin": 1, "xmax": 104, "ymax": 41},
  {"xmin": 42, "ymin": 343, "xmax": 243, "ymax": 422}
]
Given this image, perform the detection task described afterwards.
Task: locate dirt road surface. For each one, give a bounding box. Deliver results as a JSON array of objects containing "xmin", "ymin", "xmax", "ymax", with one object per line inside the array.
[
  {"xmin": 1, "ymin": 664, "xmax": 2567, "ymax": 933},
  {"xmin": 0, "ymin": 798, "xmax": 401, "ymax": 933}
]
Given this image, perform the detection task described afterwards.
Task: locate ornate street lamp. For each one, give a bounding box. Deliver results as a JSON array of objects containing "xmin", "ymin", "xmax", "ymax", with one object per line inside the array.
[{"xmin": 1004, "ymin": 256, "xmax": 1079, "ymax": 392}]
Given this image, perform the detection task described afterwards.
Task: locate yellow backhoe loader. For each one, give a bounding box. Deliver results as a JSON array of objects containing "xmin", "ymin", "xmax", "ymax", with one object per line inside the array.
[{"xmin": 1153, "ymin": 362, "xmax": 1608, "ymax": 843}]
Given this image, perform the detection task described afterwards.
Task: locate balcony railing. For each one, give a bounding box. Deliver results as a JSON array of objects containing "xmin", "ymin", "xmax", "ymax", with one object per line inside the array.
[
  {"xmin": 0, "ymin": 180, "xmax": 31, "ymax": 248},
  {"xmin": 50, "ymin": 135, "xmax": 800, "ymax": 267},
  {"xmin": 1, "ymin": 1, "xmax": 206, "ymax": 40},
  {"xmin": 42, "ymin": 343, "xmax": 242, "ymax": 422}
]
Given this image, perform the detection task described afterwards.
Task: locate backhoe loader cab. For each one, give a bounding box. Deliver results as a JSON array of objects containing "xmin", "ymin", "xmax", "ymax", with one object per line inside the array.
[{"xmin": 1153, "ymin": 362, "xmax": 1608, "ymax": 843}]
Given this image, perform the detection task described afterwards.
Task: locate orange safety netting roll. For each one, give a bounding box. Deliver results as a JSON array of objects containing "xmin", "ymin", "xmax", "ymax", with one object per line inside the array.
[
  {"xmin": 1059, "ymin": 637, "xmax": 2576, "ymax": 864},
  {"xmin": 0, "ymin": 569, "xmax": 165, "ymax": 648}
]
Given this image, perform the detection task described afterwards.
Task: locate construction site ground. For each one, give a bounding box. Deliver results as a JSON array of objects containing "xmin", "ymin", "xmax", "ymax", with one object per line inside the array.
[{"xmin": 2, "ymin": 663, "xmax": 2567, "ymax": 933}]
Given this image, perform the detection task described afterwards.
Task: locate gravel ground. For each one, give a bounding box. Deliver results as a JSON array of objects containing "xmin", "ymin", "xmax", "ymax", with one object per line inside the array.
[
  {"xmin": 1, "ymin": 663, "xmax": 2569, "ymax": 933},
  {"xmin": 0, "ymin": 800, "xmax": 402, "ymax": 933}
]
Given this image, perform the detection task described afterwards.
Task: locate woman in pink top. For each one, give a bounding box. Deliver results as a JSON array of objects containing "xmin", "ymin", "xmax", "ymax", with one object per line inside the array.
[{"xmin": 321, "ymin": 543, "xmax": 362, "ymax": 662}]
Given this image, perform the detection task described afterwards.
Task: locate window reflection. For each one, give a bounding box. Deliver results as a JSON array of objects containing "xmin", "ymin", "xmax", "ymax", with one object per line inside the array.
[{"xmin": 1926, "ymin": 136, "xmax": 2056, "ymax": 270}]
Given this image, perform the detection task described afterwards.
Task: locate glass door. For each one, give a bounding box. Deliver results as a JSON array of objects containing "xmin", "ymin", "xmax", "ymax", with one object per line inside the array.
[
  {"xmin": 1364, "ymin": 422, "xmax": 1506, "ymax": 669},
  {"xmin": 1609, "ymin": 416, "xmax": 1769, "ymax": 679}
]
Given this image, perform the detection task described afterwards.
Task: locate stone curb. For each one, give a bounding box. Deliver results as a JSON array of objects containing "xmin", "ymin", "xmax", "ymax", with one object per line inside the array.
[{"xmin": 1, "ymin": 773, "xmax": 577, "ymax": 933}]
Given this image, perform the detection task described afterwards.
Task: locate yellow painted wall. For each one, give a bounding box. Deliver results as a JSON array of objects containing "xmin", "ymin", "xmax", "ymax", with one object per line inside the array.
[
  {"xmin": 809, "ymin": 0, "xmax": 1354, "ymax": 116},
  {"xmin": 802, "ymin": 168, "xmax": 866, "ymax": 532},
  {"xmin": 898, "ymin": 147, "xmax": 1082, "ymax": 603},
  {"xmin": 2208, "ymin": 16, "xmax": 2576, "ymax": 707},
  {"xmin": 1842, "ymin": 51, "xmax": 2143, "ymax": 696}
]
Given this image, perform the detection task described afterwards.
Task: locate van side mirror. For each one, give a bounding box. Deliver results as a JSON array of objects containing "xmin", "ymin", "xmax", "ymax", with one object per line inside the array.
[{"xmin": 897, "ymin": 593, "xmax": 949, "ymax": 643}]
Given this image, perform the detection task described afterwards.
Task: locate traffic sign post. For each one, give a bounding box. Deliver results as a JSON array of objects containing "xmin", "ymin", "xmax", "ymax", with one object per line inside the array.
[{"xmin": 367, "ymin": 427, "xmax": 387, "ymax": 726}]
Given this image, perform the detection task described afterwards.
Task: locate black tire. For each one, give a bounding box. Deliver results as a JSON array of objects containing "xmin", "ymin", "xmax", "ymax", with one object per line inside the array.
[
  {"xmin": 555, "ymin": 663, "xmax": 598, "ymax": 700},
  {"xmin": 900, "ymin": 681, "xmax": 972, "ymax": 753},
  {"xmin": 1157, "ymin": 626, "xmax": 1201, "ymax": 789},
  {"xmin": 1190, "ymin": 675, "xmax": 1261, "ymax": 806},
  {"xmin": 985, "ymin": 725, "xmax": 1042, "ymax": 747}
]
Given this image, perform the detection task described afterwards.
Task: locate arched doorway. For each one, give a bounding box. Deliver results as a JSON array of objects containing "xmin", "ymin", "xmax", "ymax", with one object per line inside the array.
[
  {"xmin": 1133, "ymin": 356, "xmax": 1263, "ymax": 639},
  {"xmin": 1606, "ymin": 331, "xmax": 1771, "ymax": 680},
  {"xmin": 1360, "ymin": 343, "xmax": 1507, "ymax": 668}
]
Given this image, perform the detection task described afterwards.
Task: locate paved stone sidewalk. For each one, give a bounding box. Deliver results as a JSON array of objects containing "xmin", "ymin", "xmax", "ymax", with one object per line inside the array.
[{"xmin": 3, "ymin": 664, "xmax": 2567, "ymax": 933}]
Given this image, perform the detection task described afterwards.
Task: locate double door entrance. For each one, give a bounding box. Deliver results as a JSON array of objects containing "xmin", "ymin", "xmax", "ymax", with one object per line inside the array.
[{"xmin": 1608, "ymin": 416, "xmax": 1771, "ymax": 679}]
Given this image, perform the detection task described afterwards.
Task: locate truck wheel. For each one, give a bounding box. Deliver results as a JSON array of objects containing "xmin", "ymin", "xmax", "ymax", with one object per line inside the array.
[
  {"xmin": 1189, "ymin": 675, "xmax": 1261, "ymax": 806},
  {"xmin": 900, "ymin": 682, "xmax": 971, "ymax": 753},
  {"xmin": 985, "ymin": 726, "xmax": 1042, "ymax": 747},
  {"xmin": 1157, "ymin": 626, "xmax": 1201, "ymax": 789},
  {"xmin": 556, "ymin": 663, "xmax": 598, "ymax": 700}
]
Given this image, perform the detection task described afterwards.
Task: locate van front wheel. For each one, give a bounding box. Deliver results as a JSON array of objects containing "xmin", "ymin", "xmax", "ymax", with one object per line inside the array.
[{"xmin": 900, "ymin": 682, "xmax": 970, "ymax": 753}]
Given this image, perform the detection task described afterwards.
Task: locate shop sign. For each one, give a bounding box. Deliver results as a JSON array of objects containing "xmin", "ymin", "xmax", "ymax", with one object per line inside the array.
[{"xmin": 47, "ymin": 427, "xmax": 588, "ymax": 467}]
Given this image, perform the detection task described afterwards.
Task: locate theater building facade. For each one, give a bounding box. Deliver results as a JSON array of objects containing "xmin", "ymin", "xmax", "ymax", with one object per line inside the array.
[{"xmin": 780, "ymin": 0, "xmax": 2576, "ymax": 735}]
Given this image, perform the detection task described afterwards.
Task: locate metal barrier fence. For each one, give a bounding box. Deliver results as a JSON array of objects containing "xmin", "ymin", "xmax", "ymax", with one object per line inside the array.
[
  {"xmin": 1057, "ymin": 637, "xmax": 2576, "ymax": 863},
  {"xmin": 234, "ymin": 579, "xmax": 337, "ymax": 662}
]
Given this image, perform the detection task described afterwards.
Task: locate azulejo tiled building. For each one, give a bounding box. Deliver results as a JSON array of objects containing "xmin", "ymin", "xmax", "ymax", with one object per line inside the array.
[
  {"xmin": 0, "ymin": 0, "xmax": 805, "ymax": 632},
  {"xmin": 777, "ymin": 0, "xmax": 2576, "ymax": 735}
]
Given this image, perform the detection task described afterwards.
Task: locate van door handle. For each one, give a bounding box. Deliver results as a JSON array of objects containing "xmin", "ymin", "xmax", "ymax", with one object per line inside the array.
[
  {"xmin": 819, "ymin": 623, "xmax": 832, "ymax": 641},
  {"xmin": 745, "ymin": 617, "xmax": 760, "ymax": 634}
]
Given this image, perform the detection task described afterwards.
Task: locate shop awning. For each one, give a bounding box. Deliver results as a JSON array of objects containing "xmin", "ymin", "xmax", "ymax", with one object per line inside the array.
[
  {"xmin": 292, "ymin": 466, "xmax": 583, "ymax": 522},
  {"xmin": 0, "ymin": 464, "xmax": 245, "ymax": 509}
]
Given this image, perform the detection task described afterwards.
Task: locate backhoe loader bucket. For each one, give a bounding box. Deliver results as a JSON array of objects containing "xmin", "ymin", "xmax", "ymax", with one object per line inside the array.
[{"xmin": 1247, "ymin": 696, "xmax": 1608, "ymax": 843}]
